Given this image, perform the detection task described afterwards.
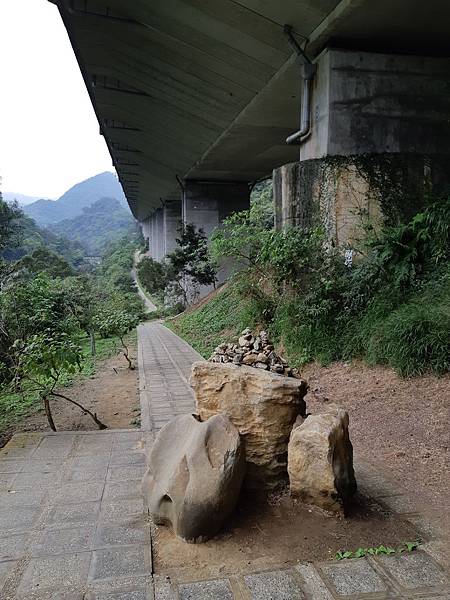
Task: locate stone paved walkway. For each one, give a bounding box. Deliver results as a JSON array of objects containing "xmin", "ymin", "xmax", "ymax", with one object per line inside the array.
[
  {"xmin": 0, "ymin": 429, "xmax": 150, "ymax": 599},
  {"xmin": 137, "ymin": 322, "xmax": 199, "ymax": 432},
  {"xmin": 1, "ymin": 322, "xmax": 449, "ymax": 599}
]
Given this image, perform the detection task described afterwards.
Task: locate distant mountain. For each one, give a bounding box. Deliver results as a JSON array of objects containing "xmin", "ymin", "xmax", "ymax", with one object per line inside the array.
[
  {"xmin": 3, "ymin": 192, "xmax": 50, "ymax": 206},
  {"xmin": 2, "ymin": 210, "xmax": 87, "ymax": 269},
  {"xmin": 23, "ymin": 172, "xmax": 128, "ymax": 226},
  {"xmin": 49, "ymin": 197, "xmax": 135, "ymax": 256}
]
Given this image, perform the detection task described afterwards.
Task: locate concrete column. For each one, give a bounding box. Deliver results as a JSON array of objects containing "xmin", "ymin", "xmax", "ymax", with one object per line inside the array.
[
  {"xmin": 274, "ymin": 48, "xmax": 450, "ymax": 245},
  {"xmin": 182, "ymin": 181, "xmax": 250, "ymax": 237},
  {"xmin": 181, "ymin": 180, "xmax": 250, "ymax": 298},
  {"xmin": 154, "ymin": 208, "xmax": 165, "ymax": 262},
  {"xmin": 149, "ymin": 214, "xmax": 156, "ymax": 260},
  {"xmin": 163, "ymin": 199, "xmax": 182, "ymax": 259}
]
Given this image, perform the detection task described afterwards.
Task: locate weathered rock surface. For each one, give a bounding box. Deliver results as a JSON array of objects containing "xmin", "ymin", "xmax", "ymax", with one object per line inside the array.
[
  {"xmin": 142, "ymin": 413, "xmax": 245, "ymax": 543},
  {"xmin": 209, "ymin": 329, "xmax": 300, "ymax": 377},
  {"xmin": 191, "ymin": 361, "xmax": 308, "ymax": 489},
  {"xmin": 288, "ymin": 405, "xmax": 357, "ymax": 512}
]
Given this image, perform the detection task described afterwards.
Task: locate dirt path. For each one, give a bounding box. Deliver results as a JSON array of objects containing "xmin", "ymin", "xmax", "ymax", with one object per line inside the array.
[
  {"xmin": 0, "ymin": 340, "xmax": 140, "ymax": 446},
  {"xmin": 302, "ymin": 361, "xmax": 450, "ymax": 533}
]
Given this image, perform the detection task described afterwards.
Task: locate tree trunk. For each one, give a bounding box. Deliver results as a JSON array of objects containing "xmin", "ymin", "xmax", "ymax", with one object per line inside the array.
[
  {"xmin": 89, "ymin": 330, "xmax": 96, "ymax": 357},
  {"xmin": 43, "ymin": 396, "xmax": 57, "ymax": 432},
  {"xmin": 51, "ymin": 392, "xmax": 107, "ymax": 429},
  {"xmin": 119, "ymin": 336, "xmax": 135, "ymax": 370}
]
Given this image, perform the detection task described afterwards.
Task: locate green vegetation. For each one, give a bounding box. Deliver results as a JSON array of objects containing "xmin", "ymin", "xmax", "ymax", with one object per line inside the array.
[
  {"xmin": 50, "ymin": 197, "xmax": 135, "ymax": 256},
  {"xmin": 335, "ymin": 540, "xmax": 420, "ymax": 560},
  {"xmin": 170, "ymin": 182, "xmax": 450, "ymax": 377},
  {"xmin": 137, "ymin": 223, "xmax": 217, "ymax": 310},
  {"xmin": 0, "ymin": 190, "xmax": 143, "ymax": 435}
]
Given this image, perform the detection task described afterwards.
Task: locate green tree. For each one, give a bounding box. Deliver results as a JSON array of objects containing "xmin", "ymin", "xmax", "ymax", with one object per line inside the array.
[
  {"xmin": 93, "ymin": 304, "xmax": 139, "ymax": 369},
  {"xmin": 166, "ymin": 223, "xmax": 217, "ymax": 305},
  {"xmin": 14, "ymin": 332, "xmax": 107, "ymax": 431}
]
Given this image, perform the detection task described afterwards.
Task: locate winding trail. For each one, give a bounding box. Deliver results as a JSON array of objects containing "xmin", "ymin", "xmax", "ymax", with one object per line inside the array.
[{"xmin": 132, "ymin": 251, "xmax": 157, "ymax": 313}]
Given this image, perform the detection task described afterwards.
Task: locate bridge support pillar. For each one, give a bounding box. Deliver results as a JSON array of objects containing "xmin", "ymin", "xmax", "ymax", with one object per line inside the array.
[
  {"xmin": 181, "ymin": 180, "xmax": 250, "ymax": 298},
  {"xmin": 163, "ymin": 199, "xmax": 182, "ymax": 259},
  {"xmin": 274, "ymin": 48, "xmax": 450, "ymax": 248}
]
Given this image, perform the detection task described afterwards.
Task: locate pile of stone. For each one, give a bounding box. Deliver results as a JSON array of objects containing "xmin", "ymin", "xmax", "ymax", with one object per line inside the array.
[{"xmin": 209, "ymin": 328, "xmax": 298, "ymax": 377}]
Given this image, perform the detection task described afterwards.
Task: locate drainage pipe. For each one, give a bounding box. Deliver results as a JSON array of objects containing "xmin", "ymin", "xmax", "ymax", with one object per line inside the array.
[{"xmin": 283, "ymin": 25, "xmax": 316, "ymax": 145}]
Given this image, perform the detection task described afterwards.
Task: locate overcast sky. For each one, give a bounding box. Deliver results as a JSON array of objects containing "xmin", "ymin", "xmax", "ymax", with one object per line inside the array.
[{"xmin": 0, "ymin": 0, "xmax": 114, "ymax": 199}]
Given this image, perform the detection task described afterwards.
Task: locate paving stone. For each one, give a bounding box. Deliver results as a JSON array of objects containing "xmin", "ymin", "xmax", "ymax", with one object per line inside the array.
[
  {"xmin": 12, "ymin": 471, "xmax": 61, "ymax": 489},
  {"xmin": 0, "ymin": 473, "xmax": 16, "ymax": 488},
  {"xmin": 0, "ymin": 446, "xmax": 38, "ymax": 459},
  {"xmin": 0, "ymin": 459, "xmax": 26, "ymax": 473},
  {"xmin": 109, "ymin": 453, "xmax": 145, "ymax": 467},
  {"xmin": 0, "ymin": 506, "xmax": 41, "ymax": 531},
  {"xmin": 296, "ymin": 564, "xmax": 333, "ymax": 599},
  {"xmin": 244, "ymin": 569, "xmax": 304, "ymax": 599},
  {"xmin": 16, "ymin": 552, "xmax": 92, "ymax": 597},
  {"xmin": 22, "ymin": 459, "xmax": 66, "ymax": 473},
  {"xmin": 48, "ymin": 501, "xmax": 101, "ymax": 527},
  {"xmin": 100, "ymin": 498, "xmax": 144, "ymax": 523},
  {"xmin": 32, "ymin": 446, "xmax": 73, "ymax": 459},
  {"xmin": 103, "ymin": 481, "xmax": 142, "ymax": 500},
  {"xmin": 321, "ymin": 559, "xmax": 387, "ymax": 595},
  {"xmin": 0, "ymin": 532, "xmax": 29, "ymax": 560},
  {"xmin": 89, "ymin": 545, "xmax": 150, "ymax": 582},
  {"xmin": 31, "ymin": 525, "xmax": 94, "ymax": 556},
  {"xmin": 94, "ymin": 522, "xmax": 149, "ymax": 547},
  {"xmin": 377, "ymin": 551, "xmax": 449, "ymax": 588},
  {"xmin": 66, "ymin": 467, "xmax": 108, "ymax": 482},
  {"xmin": 0, "ymin": 559, "xmax": 18, "ymax": 588},
  {"xmin": 54, "ymin": 482, "xmax": 105, "ymax": 503},
  {"xmin": 107, "ymin": 466, "xmax": 146, "ymax": 482},
  {"xmin": 26, "ymin": 592, "xmax": 85, "ymax": 600},
  {"xmin": 154, "ymin": 576, "xmax": 176, "ymax": 600},
  {"xmin": 85, "ymin": 590, "xmax": 149, "ymax": 600},
  {"xmin": 179, "ymin": 579, "xmax": 234, "ymax": 600},
  {"xmin": 69, "ymin": 456, "xmax": 110, "ymax": 469},
  {"xmin": 0, "ymin": 487, "xmax": 48, "ymax": 507}
]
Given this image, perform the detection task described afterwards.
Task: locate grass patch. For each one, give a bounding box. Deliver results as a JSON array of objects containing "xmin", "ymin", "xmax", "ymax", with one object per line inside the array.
[{"xmin": 167, "ymin": 280, "xmax": 260, "ymax": 358}]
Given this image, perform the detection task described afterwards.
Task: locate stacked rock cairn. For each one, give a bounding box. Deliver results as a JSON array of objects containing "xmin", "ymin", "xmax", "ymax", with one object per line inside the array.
[{"xmin": 209, "ymin": 328, "xmax": 299, "ymax": 378}]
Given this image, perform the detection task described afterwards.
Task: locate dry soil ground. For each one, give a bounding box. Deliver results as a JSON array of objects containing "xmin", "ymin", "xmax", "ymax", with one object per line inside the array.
[
  {"xmin": 153, "ymin": 360, "xmax": 449, "ymax": 581},
  {"xmin": 0, "ymin": 340, "xmax": 140, "ymax": 446}
]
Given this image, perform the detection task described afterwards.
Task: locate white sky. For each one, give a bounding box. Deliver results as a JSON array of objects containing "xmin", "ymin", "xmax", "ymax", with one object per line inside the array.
[{"xmin": 0, "ymin": 0, "xmax": 114, "ymax": 199}]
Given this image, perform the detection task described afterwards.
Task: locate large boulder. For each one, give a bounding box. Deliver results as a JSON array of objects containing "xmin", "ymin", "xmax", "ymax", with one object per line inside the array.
[
  {"xmin": 288, "ymin": 405, "xmax": 357, "ymax": 513},
  {"xmin": 191, "ymin": 361, "xmax": 308, "ymax": 489},
  {"xmin": 142, "ymin": 413, "xmax": 245, "ymax": 543}
]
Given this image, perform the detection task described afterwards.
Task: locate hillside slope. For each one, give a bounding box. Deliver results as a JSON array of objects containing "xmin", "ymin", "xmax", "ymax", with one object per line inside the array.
[
  {"xmin": 23, "ymin": 172, "xmax": 127, "ymax": 226},
  {"xmin": 50, "ymin": 197, "xmax": 134, "ymax": 256}
]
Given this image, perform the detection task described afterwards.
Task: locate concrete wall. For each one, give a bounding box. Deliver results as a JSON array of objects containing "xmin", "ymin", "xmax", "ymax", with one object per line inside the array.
[{"xmin": 302, "ymin": 49, "xmax": 450, "ymax": 161}]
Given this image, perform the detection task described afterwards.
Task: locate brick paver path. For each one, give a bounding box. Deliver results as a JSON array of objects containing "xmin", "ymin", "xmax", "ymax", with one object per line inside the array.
[
  {"xmin": 0, "ymin": 429, "xmax": 151, "ymax": 599},
  {"xmin": 1, "ymin": 322, "xmax": 449, "ymax": 599},
  {"xmin": 137, "ymin": 322, "xmax": 200, "ymax": 432}
]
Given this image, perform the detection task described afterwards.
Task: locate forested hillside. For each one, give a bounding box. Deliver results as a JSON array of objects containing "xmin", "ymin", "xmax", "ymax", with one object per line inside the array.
[
  {"xmin": 50, "ymin": 197, "xmax": 135, "ymax": 256},
  {"xmin": 2, "ymin": 207, "xmax": 86, "ymax": 268}
]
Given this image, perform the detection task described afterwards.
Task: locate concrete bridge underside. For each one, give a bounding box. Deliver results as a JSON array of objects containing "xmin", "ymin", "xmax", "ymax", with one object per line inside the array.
[{"xmin": 51, "ymin": 0, "xmax": 450, "ymax": 213}]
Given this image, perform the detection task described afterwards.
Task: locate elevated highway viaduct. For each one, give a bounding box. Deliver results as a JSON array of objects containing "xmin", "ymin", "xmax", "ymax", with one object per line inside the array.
[{"xmin": 50, "ymin": 0, "xmax": 450, "ymax": 270}]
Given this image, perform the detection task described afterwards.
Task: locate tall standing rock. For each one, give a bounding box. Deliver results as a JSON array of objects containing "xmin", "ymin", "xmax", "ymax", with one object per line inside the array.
[
  {"xmin": 191, "ymin": 361, "xmax": 308, "ymax": 489},
  {"xmin": 142, "ymin": 413, "xmax": 245, "ymax": 543},
  {"xmin": 288, "ymin": 405, "xmax": 357, "ymax": 513}
]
